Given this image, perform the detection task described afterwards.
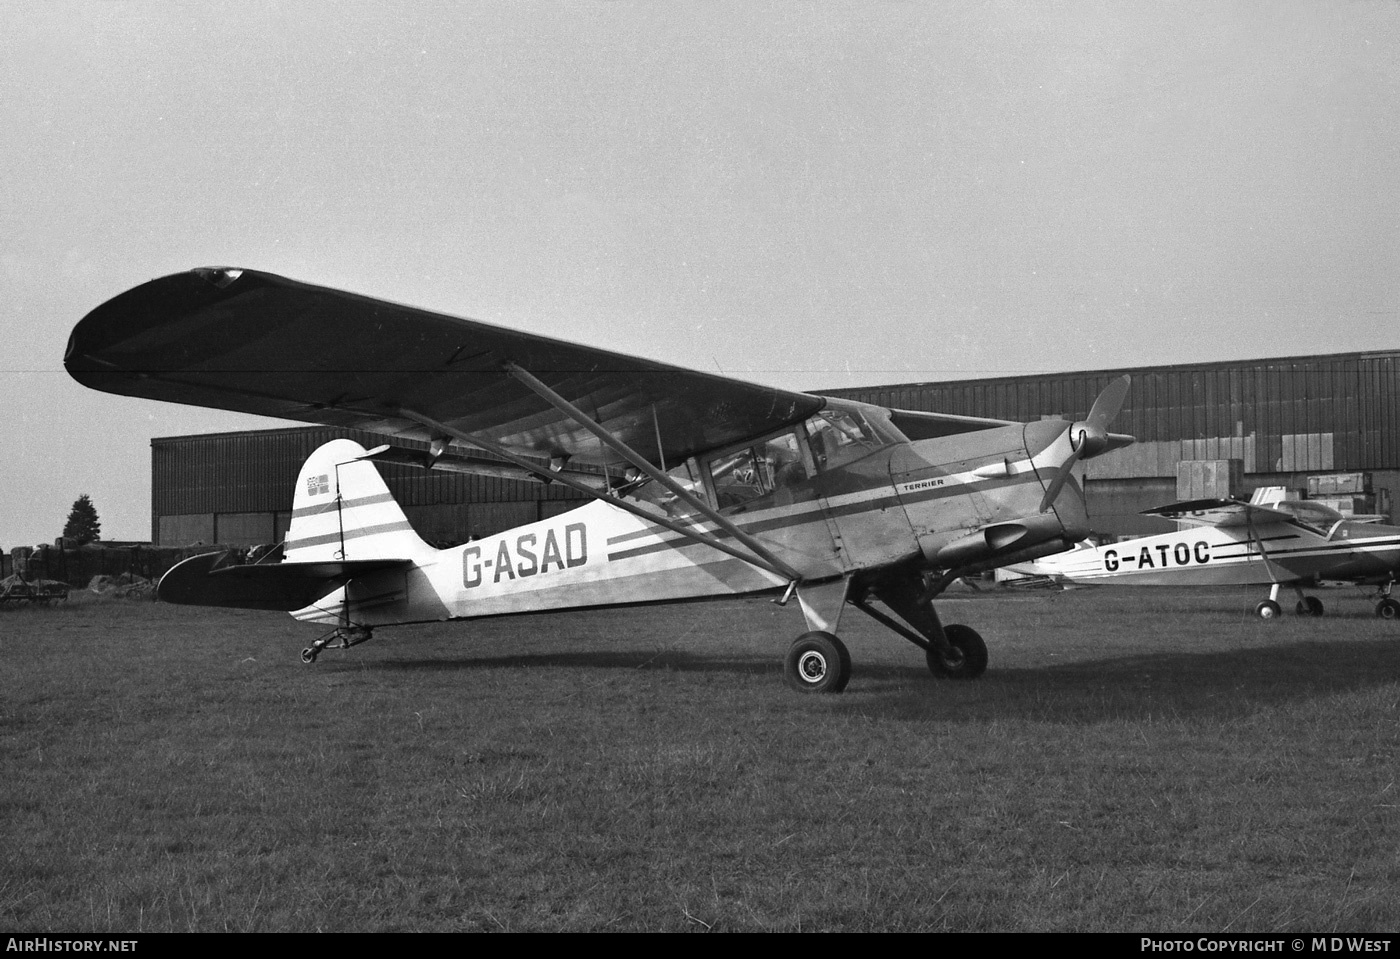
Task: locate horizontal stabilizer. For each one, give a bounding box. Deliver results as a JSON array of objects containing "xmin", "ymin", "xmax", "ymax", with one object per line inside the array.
[{"xmin": 158, "ymin": 551, "xmax": 413, "ymax": 610}]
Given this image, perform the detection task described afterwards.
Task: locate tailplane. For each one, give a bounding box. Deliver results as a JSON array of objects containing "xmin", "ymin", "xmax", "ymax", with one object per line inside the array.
[
  {"xmin": 157, "ymin": 439, "xmax": 426, "ymax": 609},
  {"xmin": 287, "ymin": 439, "xmax": 430, "ymax": 562}
]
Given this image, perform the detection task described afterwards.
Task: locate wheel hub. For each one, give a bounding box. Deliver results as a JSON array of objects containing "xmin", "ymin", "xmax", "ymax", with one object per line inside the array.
[{"xmin": 798, "ymin": 650, "xmax": 828, "ymax": 682}]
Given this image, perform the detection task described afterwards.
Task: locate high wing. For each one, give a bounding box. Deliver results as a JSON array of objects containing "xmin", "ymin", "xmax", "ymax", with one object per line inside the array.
[
  {"xmin": 1141, "ymin": 498, "xmax": 1298, "ymax": 528},
  {"xmin": 65, "ymin": 268, "xmax": 826, "ymax": 471}
]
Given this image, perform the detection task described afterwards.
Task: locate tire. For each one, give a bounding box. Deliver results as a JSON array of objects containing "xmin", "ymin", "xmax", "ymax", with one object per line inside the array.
[
  {"xmin": 784, "ymin": 631, "xmax": 851, "ymax": 694},
  {"xmin": 1377, "ymin": 598, "xmax": 1400, "ymax": 620},
  {"xmin": 927, "ymin": 624, "xmax": 988, "ymax": 680},
  {"xmin": 1255, "ymin": 600, "xmax": 1282, "ymax": 620},
  {"xmin": 1296, "ymin": 597, "xmax": 1324, "ymax": 617}
]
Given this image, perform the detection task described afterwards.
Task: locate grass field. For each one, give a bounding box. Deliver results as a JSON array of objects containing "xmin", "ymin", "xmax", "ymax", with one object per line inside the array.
[{"xmin": 3, "ymin": 585, "xmax": 1398, "ymax": 932}]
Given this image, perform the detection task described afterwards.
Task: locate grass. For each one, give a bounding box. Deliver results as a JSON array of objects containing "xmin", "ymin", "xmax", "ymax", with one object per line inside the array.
[{"xmin": 2, "ymin": 585, "xmax": 1398, "ymax": 931}]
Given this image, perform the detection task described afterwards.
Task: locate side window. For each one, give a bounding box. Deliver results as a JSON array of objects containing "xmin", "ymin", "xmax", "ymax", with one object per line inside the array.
[
  {"xmin": 710, "ymin": 447, "xmax": 765, "ymax": 509},
  {"xmin": 760, "ymin": 432, "xmax": 808, "ymax": 491},
  {"xmin": 709, "ymin": 430, "xmax": 809, "ymax": 510}
]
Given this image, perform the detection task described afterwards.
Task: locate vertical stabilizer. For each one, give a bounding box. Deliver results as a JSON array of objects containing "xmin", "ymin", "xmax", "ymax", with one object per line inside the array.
[{"xmin": 285, "ymin": 439, "xmax": 429, "ymax": 563}]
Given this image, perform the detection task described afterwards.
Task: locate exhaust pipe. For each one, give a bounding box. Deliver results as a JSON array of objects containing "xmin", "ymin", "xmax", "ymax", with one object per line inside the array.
[{"xmin": 930, "ymin": 512, "xmax": 1075, "ymax": 568}]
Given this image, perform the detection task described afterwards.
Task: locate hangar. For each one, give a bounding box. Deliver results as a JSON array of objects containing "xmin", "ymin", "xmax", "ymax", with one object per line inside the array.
[{"xmin": 150, "ymin": 349, "xmax": 1399, "ymax": 547}]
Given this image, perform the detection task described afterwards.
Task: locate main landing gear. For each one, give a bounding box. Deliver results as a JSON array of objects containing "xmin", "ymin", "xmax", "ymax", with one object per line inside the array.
[
  {"xmin": 301, "ymin": 624, "xmax": 374, "ymax": 663},
  {"xmin": 780, "ymin": 570, "xmax": 989, "ymax": 694},
  {"xmin": 928, "ymin": 623, "xmax": 990, "ymax": 679},
  {"xmin": 784, "ymin": 631, "xmax": 852, "ymax": 694},
  {"xmin": 1254, "ymin": 584, "xmax": 1323, "ymax": 619},
  {"xmin": 1374, "ymin": 580, "xmax": 1400, "ymax": 619}
]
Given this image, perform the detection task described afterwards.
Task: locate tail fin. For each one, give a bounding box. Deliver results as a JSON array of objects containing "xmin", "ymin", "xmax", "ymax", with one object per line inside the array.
[{"xmin": 286, "ymin": 439, "xmax": 429, "ymax": 562}]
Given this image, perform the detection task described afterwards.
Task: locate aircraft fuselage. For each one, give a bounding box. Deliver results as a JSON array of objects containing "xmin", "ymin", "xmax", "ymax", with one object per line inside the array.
[{"xmin": 294, "ymin": 419, "xmax": 1089, "ymax": 627}]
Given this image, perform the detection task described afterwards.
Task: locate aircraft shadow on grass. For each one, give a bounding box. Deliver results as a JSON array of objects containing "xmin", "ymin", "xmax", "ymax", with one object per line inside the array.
[
  {"xmin": 851, "ymin": 636, "xmax": 1400, "ymax": 723},
  {"xmin": 366, "ymin": 649, "xmax": 780, "ymax": 676},
  {"xmin": 350, "ymin": 630, "xmax": 1397, "ymax": 724}
]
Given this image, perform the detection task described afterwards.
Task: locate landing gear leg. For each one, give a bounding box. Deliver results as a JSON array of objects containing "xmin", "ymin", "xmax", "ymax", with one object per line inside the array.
[
  {"xmin": 1255, "ymin": 583, "xmax": 1283, "ymax": 620},
  {"xmin": 783, "ymin": 578, "xmax": 854, "ymax": 694},
  {"xmin": 301, "ymin": 624, "xmax": 374, "ymax": 663},
  {"xmin": 1292, "ymin": 585, "xmax": 1324, "ymax": 617},
  {"xmin": 854, "ymin": 570, "xmax": 989, "ymax": 680},
  {"xmin": 1375, "ymin": 579, "xmax": 1400, "ymax": 620},
  {"xmin": 927, "ymin": 624, "xmax": 989, "ymax": 680}
]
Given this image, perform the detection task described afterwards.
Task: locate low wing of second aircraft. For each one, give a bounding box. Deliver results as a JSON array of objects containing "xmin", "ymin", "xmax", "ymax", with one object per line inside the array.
[{"xmin": 1013, "ymin": 488, "xmax": 1400, "ymax": 619}]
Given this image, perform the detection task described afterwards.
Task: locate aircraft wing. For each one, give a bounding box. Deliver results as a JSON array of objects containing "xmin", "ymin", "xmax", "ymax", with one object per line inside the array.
[
  {"xmin": 66, "ymin": 268, "xmax": 826, "ymax": 471},
  {"xmin": 885, "ymin": 408, "xmax": 1022, "ymax": 439},
  {"xmin": 1141, "ymin": 498, "xmax": 1297, "ymax": 528}
]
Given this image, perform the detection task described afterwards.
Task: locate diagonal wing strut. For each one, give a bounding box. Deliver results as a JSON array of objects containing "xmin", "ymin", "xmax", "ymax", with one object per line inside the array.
[
  {"xmin": 500, "ymin": 361, "xmax": 804, "ymax": 582},
  {"xmin": 1245, "ymin": 506, "xmax": 1285, "ymax": 587}
]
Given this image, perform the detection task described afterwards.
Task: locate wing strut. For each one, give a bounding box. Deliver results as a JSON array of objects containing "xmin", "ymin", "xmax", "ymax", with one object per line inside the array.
[
  {"xmin": 397, "ymin": 407, "xmax": 802, "ymax": 584},
  {"xmin": 501, "ymin": 361, "xmax": 803, "ymax": 583},
  {"xmin": 1246, "ymin": 507, "xmax": 1285, "ymax": 588}
]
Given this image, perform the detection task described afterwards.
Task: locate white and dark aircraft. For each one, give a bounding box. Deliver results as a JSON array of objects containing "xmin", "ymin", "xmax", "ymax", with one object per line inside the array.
[
  {"xmin": 1011, "ymin": 487, "xmax": 1400, "ymax": 620},
  {"xmin": 66, "ymin": 267, "xmax": 1133, "ymax": 692}
]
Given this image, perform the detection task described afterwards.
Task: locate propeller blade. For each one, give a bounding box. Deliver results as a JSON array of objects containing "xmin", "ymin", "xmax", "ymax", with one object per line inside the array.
[
  {"xmin": 1039, "ymin": 440, "xmax": 1084, "ymax": 513},
  {"xmin": 1069, "ymin": 374, "xmax": 1133, "ymax": 458},
  {"xmin": 1086, "ymin": 374, "xmax": 1130, "ymax": 432}
]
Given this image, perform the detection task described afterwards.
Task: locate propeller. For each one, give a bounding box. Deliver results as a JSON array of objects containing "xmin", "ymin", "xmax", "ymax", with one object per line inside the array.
[{"xmin": 1039, "ymin": 375, "xmax": 1131, "ymax": 513}]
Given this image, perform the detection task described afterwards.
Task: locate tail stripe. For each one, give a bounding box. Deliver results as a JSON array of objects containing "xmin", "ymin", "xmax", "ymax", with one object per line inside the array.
[
  {"xmin": 286, "ymin": 439, "xmax": 430, "ymax": 564},
  {"xmin": 290, "ymin": 491, "xmax": 399, "ymax": 520},
  {"xmin": 284, "ymin": 520, "xmax": 419, "ymax": 552}
]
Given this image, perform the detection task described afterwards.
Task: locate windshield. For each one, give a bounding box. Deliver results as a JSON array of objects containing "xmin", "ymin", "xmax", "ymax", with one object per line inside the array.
[
  {"xmin": 805, "ymin": 408, "xmax": 889, "ymax": 471},
  {"xmin": 1271, "ymin": 501, "xmax": 1346, "ymax": 537}
]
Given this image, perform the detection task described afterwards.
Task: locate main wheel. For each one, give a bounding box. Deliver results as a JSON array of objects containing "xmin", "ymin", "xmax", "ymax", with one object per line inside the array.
[
  {"xmin": 1255, "ymin": 600, "xmax": 1282, "ymax": 620},
  {"xmin": 1295, "ymin": 597, "xmax": 1324, "ymax": 617},
  {"xmin": 927, "ymin": 624, "xmax": 988, "ymax": 680},
  {"xmin": 301, "ymin": 647, "xmax": 318, "ymax": 664},
  {"xmin": 784, "ymin": 631, "xmax": 851, "ymax": 694},
  {"xmin": 1377, "ymin": 598, "xmax": 1400, "ymax": 620}
]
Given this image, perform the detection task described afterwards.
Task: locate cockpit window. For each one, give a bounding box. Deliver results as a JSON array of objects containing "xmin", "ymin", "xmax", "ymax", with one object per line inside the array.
[{"xmin": 805, "ymin": 409, "xmax": 886, "ymax": 471}]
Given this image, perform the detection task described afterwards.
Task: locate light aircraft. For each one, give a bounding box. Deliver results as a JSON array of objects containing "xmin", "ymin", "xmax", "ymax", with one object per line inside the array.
[
  {"xmin": 1011, "ymin": 487, "xmax": 1400, "ymax": 620},
  {"xmin": 66, "ymin": 267, "xmax": 1133, "ymax": 693}
]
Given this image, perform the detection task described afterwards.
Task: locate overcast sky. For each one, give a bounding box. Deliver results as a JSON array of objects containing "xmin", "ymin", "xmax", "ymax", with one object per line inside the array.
[{"xmin": 3, "ymin": 1, "xmax": 1397, "ymax": 547}]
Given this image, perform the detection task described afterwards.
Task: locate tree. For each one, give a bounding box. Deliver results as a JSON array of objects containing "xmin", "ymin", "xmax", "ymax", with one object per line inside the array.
[{"xmin": 63, "ymin": 494, "xmax": 102, "ymax": 545}]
